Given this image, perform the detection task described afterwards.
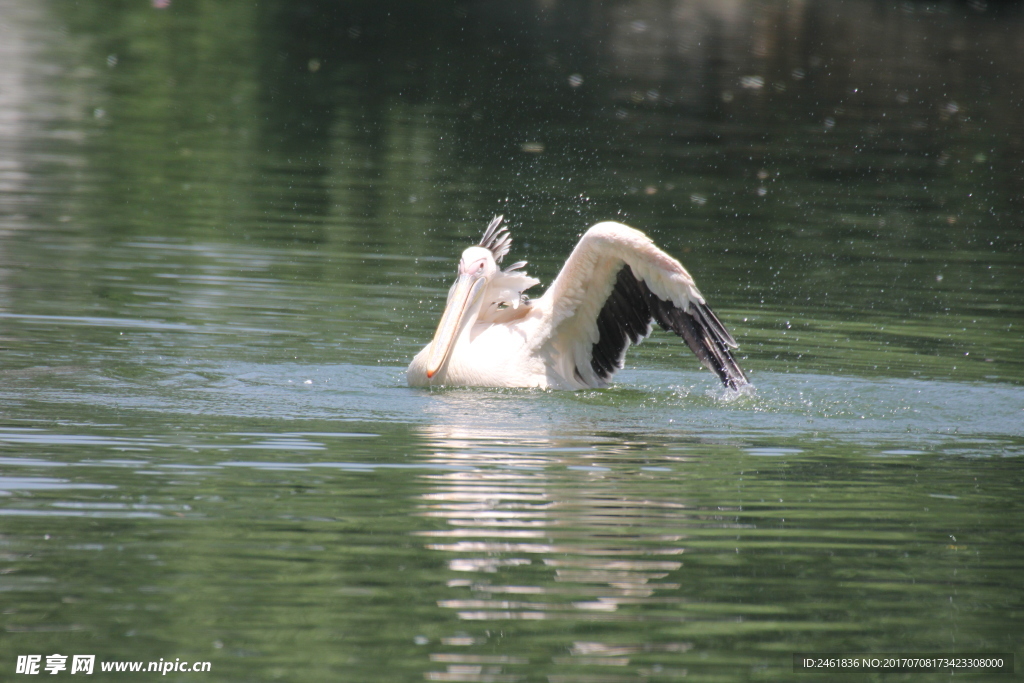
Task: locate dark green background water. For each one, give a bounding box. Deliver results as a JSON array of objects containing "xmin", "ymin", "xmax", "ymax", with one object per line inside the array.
[{"xmin": 1, "ymin": 0, "xmax": 1021, "ymax": 680}]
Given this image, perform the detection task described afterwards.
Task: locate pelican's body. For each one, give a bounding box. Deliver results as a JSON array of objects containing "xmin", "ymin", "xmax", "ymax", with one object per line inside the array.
[{"xmin": 407, "ymin": 217, "xmax": 750, "ymax": 391}]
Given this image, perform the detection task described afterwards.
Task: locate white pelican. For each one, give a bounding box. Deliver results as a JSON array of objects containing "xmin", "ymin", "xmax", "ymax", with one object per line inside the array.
[{"xmin": 407, "ymin": 217, "xmax": 750, "ymax": 391}]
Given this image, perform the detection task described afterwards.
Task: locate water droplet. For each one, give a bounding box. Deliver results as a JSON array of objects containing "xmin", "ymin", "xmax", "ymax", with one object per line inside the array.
[{"xmin": 740, "ymin": 75, "xmax": 764, "ymax": 90}]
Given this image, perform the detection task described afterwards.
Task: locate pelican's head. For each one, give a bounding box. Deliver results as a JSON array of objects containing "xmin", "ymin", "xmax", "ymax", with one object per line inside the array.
[
  {"xmin": 455, "ymin": 246, "xmax": 501, "ymax": 286},
  {"xmin": 424, "ymin": 246, "xmax": 498, "ymax": 378}
]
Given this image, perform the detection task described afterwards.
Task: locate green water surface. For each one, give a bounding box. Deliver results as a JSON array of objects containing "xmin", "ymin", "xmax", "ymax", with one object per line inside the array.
[{"xmin": 1, "ymin": 1, "xmax": 1021, "ymax": 681}]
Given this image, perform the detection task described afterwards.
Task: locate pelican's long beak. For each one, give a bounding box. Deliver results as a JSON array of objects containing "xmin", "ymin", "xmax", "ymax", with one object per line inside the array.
[{"xmin": 426, "ymin": 272, "xmax": 487, "ymax": 379}]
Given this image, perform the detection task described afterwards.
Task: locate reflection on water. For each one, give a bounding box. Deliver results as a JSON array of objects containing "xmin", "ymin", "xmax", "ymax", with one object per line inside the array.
[
  {"xmin": 407, "ymin": 417, "xmax": 1023, "ymax": 681},
  {"xmin": 418, "ymin": 431, "xmax": 693, "ymax": 624},
  {"xmin": 417, "ymin": 428, "xmax": 710, "ymax": 680},
  {"xmin": 1, "ymin": 0, "xmax": 1022, "ymax": 680}
]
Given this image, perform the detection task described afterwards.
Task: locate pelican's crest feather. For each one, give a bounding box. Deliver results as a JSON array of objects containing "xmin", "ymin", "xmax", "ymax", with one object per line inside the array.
[{"xmin": 479, "ymin": 215, "xmax": 512, "ymax": 264}]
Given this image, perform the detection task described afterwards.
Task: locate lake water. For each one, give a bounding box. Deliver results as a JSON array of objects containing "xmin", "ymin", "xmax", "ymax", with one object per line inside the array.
[{"xmin": 1, "ymin": 0, "xmax": 1022, "ymax": 680}]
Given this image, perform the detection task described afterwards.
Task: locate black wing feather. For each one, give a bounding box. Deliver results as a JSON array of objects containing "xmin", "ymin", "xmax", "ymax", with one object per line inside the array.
[
  {"xmin": 590, "ymin": 266, "xmax": 654, "ymax": 379},
  {"xmin": 588, "ymin": 265, "xmax": 749, "ymax": 390}
]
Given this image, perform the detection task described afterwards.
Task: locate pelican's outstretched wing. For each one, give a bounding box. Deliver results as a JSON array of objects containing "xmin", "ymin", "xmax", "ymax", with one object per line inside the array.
[{"xmin": 537, "ymin": 222, "xmax": 749, "ymax": 390}]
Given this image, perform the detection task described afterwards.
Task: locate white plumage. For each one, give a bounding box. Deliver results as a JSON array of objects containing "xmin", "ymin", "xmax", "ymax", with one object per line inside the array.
[{"xmin": 407, "ymin": 217, "xmax": 750, "ymax": 391}]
